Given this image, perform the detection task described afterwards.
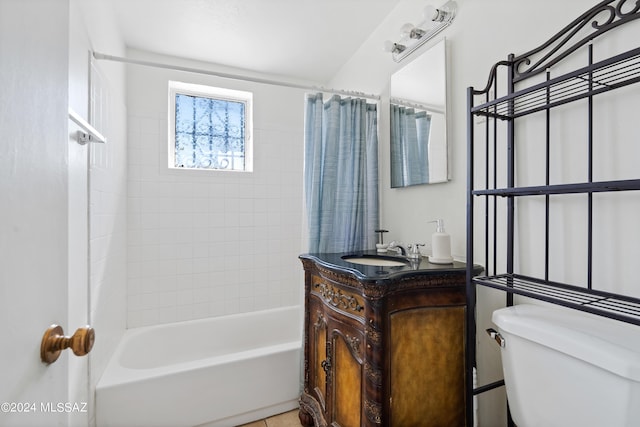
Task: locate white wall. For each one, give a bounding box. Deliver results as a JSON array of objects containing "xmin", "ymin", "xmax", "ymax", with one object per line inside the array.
[
  {"xmin": 330, "ymin": 1, "xmax": 640, "ymax": 425},
  {"xmin": 125, "ymin": 50, "xmax": 305, "ymax": 327},
  {"xmin": 331, "ymin": 0, "xmax": 595, "ymax": 253}
]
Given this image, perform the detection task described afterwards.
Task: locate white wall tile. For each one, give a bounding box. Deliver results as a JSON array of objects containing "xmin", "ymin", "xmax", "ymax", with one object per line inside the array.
[{"xmin": 125, "ymin": 55, "xmax": 306, "ymax": 328}]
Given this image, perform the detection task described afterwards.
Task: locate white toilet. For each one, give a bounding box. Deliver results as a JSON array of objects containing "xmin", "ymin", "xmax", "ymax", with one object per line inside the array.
[{"xmin": 491, "ymin": 304, "xmax": 640, "ymax": 427}]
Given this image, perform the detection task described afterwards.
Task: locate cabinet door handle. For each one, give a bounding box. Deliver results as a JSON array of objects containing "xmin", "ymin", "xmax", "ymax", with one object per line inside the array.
[
  {"xmin": 321, "ymin": 358, "xmax": 332, "ymax": 374},
  {"xmin": 322, "ymin": 341, "xmax": 332, "ymax": 375}
]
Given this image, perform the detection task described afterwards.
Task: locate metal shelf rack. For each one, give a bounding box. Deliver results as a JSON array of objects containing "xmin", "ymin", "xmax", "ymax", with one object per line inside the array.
[
  {"xmin": 474, "ymin": 273, "xmax": 640, "ymax": 325},
  {"xmin": 465, "ymin": 1, "xmax": 640, "ymax": 425}
]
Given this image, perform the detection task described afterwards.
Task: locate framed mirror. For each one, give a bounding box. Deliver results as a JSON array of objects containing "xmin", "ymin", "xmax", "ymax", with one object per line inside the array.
[{"xmin": 390, "ymin": 38, "xmax": 448, "ymax": 187}]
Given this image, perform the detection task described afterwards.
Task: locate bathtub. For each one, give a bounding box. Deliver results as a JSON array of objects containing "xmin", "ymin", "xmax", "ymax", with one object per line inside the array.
[{"xmin": 96, "ymin": 306, "xmax": 302, "ymax": 427}]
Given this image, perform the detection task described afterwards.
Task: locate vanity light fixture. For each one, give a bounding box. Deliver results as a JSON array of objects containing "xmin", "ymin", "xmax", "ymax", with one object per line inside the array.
[{"xmin": 383, "ymin": 0, "xmax": 456, "ymax": 63}]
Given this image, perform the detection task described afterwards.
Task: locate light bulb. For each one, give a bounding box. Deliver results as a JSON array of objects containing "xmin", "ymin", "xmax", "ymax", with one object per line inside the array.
[
  {"xmin": 424, "ymin": 5, "xmax": 438, "ymax": 21},
  {"xmin": 383, "ymin": 40, "xmax": 406, "ymax": 54},
  {"xmin": 383, "ymin": 40, "xmax": 395, "ymax": 52},
  {"xmin": 400, "ymin": 23, "xmax": 415, "ymax": 37}
]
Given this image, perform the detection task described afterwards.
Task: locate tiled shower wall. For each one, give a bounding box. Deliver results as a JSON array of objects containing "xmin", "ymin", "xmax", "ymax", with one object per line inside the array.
[
  {"xmin": 126, "ymin": 52, "xmax": 305, "ymax": 327},
  {"xmin": 88, "ymin": 59, "xmax": 128, "ymax": 377}
]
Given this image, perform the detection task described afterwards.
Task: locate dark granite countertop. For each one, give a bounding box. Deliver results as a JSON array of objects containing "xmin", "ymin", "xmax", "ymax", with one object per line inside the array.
[{"xmin": 300, "ymin": 250, "xmax": 483, "ymax": 282}]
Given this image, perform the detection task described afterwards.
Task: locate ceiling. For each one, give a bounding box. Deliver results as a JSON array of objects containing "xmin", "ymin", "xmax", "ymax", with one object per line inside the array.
[{"xmin": 110, "ymin": 0, "xmax": 402, "ymax": 84}]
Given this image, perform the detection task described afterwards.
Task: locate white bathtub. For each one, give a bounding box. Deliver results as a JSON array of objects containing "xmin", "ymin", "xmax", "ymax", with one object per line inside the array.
[{"xmin": 96, "ymin": 306, "xmax": 302, "ymax": 427}]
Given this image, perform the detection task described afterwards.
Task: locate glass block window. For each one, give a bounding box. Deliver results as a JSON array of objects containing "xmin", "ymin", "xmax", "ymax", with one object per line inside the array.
[{"xmin": 169, "ymin": 81, "xmax": 253, "ymax": 171}]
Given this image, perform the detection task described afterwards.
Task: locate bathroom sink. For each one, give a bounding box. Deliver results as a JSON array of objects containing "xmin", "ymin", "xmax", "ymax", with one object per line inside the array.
[{"xmin": 341, "ymin": 254, "xmax": 409, "ymax": 267}]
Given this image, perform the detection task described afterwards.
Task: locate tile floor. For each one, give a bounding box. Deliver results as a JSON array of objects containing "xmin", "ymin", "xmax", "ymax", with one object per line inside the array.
[{"xmin": 237, "ymin": 409, "xmax": 303, "ymax": 427}]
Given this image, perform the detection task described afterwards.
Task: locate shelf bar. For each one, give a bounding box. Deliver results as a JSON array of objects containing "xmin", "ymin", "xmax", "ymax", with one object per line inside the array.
[
  {"xmin": 545, "ymin": 68, "xmax": 551, "ymax": 284},
  {"xmin": 473, "ymin": 46, "xmax": 640, "ymax": 111},
  {"xmin": 472, "ymin": 179, "xmax": 640, "ymax": 197},
  {"xmin": 473, "ymin": 274, "xmax": 640, "ymax": 326},
  {"xmin": 465, "ymin": 86, "xmax": 477, "ymax": 427},
  {"xmin": 587, "ymin": 43, "xmax": 594, "ymax": 291},
  {"xmin": 506, "ymin": 53, "xmax": 515, "ymax": 307},
  {"xmin": 471, "ymin": 46, "xmax": 640, "ymax": 119},
  {"xmin": 473, "ymin": 380, "xmax": 505, "ymax": 395}
]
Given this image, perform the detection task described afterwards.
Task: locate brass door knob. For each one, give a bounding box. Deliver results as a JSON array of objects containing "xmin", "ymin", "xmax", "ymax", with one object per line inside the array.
[{"xmin": 40, "ymin": 325, "xmax": 95, "ymax": 365}]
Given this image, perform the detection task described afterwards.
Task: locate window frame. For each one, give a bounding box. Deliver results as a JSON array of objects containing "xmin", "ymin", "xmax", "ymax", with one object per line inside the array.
[{"xmin": 168, "ymin": 80, "xmax": 253, "ymax": 172}]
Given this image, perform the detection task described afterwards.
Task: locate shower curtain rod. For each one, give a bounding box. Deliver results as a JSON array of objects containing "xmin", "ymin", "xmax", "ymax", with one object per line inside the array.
[
  {"xmin": 93, "ymin": 52, "xmax": 381, "ymax": 101},
  {"xmin": 390, "ymin": 97, "xmax": 444, "ymax": 114}
]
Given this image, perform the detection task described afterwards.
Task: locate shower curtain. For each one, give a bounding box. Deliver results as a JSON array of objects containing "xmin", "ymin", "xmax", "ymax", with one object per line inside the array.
[
  {"xmin": 304, "ymin": 93, "xmax": 379, "ymax": 253},
  {"xmin": 390, "ymin": 104, "xmax": 431, "ymax": 187}
]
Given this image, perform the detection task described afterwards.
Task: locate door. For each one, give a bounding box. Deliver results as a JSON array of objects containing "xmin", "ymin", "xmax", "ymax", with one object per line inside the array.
[
  {"xmin": 0, "ymin": 3, "xmax": 93, "ymax": 426},
  {"xmin": 0, "ymin": 119, "xmax": 91, "ymax": 427},
  {"xmin": 0, "ymin": 2, "xmax": 88, "ymax": 426}
]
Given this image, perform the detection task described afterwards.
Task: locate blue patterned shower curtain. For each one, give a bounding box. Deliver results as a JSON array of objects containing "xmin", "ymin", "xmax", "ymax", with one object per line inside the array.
[
  {"xmin": 304, "ymin": 93, "xmax": 379, "ymax": 253},
  {"xmin": 390, "ymin": 105, "xmax": 431, "ymax": 187}
]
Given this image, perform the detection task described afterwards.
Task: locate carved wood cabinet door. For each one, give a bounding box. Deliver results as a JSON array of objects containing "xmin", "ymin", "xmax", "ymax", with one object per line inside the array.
[
  {"xmin": 307, "ymin": 296, "xmax": 329, "ymax": 420},
  {"xmin": 308, "ymin": 294, "xmax": 366, "ymax": 427},
  {"xmin": 327, "ymin": 317, "xmax": 364, "ymax": 427}
]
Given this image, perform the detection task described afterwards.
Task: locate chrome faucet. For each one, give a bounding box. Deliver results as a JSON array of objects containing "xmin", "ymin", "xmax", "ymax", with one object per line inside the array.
[
  {"xmin": 388, "ymin": 241, "xmax": 407, "ymax": 256},
  {"xmin": 407, "ymin": 243, "xmax": 425, "ymax": 259}
]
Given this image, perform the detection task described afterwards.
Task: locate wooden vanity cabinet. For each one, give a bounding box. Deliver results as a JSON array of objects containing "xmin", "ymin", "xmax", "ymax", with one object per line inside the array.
[{"xmin": 298, "ymin": 255, "xmax": 472, "ymax": 427}]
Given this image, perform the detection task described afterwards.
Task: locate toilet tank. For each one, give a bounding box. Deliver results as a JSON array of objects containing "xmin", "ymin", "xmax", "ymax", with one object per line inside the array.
[{"xmin": 492, "ymin": 304, "xmax": 640, "ymax": 427}]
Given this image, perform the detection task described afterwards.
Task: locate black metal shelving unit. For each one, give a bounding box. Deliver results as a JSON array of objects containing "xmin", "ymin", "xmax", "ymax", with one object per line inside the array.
[{"xmin": 465, "ymin": 1, "xmax": 640, "ymax": 425}]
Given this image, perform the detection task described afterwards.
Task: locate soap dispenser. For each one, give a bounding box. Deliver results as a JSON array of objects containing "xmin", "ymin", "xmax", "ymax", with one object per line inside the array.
[{"xmin": 428, "ymin": 219, "xmax": 453, "ymax": 264}]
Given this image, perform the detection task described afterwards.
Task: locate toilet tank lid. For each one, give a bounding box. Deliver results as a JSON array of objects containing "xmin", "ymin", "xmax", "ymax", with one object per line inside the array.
[{"xmin": 492, "ymin": 304, "xmax": 640, "ymax": 382}]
